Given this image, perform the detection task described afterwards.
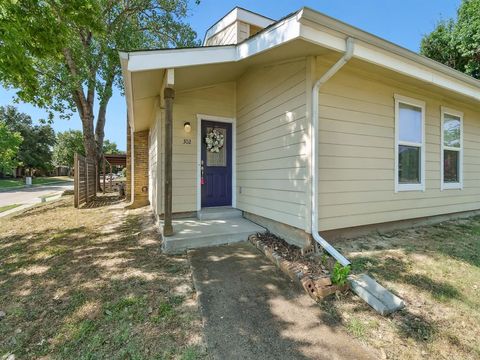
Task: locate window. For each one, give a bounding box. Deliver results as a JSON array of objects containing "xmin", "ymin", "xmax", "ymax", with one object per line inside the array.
[
  {"xmin": 441, "ymin": 107, "xmax": 463, "ymax": 190},
  {"xmin": 394, "ymin": 94, "xmax": 425, "ymax": 192}
]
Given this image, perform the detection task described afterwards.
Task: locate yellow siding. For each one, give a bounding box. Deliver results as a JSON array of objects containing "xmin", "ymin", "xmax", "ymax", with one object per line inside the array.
[
  {"xmin": 205, "ymin": 22, "xmax": 238, "ymax": 46},
  {"xmin": 236, "ymin": 59, "xmax": 309, "ymax": 230},
  {"xmin": 168, "ymin": 82, "xmax": 236, "ymax": 213},
  {"xmin": 316, "ymin": 58, "xmax": 480, "ymax": 231},
  {"xmin": 237, "ymin": 21, "xmax": 250, "ymax": 43}
]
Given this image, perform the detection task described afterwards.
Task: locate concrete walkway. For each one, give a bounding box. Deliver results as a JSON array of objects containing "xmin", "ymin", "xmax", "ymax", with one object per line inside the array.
[{"xmin": 189, "ymin": 242, "xmax": 375, "ymax": 360}]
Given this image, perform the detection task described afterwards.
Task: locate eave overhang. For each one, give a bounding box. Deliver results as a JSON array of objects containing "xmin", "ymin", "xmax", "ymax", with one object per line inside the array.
[{"xmin": 119, "ymin": 6, "xmax": 480, "ymax": 130}]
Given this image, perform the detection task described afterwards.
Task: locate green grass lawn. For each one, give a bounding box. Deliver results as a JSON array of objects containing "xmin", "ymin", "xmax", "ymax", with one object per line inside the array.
[
  {"xmin": 0, "ymin": 196, "xmax": 205, "ymax": 359},
  {"xmin": 0, "ymin": 176, "xmax": 72, "ymax": 189},
  {"xmin": 0, "ymin": 204, "xmax": 22, "ymax": 213},
  {"xmin": 323, "ymin": 218, "xmax": 480, "ymax": 360}
]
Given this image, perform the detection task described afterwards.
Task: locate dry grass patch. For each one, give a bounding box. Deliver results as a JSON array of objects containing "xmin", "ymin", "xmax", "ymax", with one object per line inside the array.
[
  {"xmin": 322, "ymin": 218, "xmax": 480, "ymax": 359},
  {"xmin": 0, "ymin": 195, "xmax": 205, "ymax": 359}
]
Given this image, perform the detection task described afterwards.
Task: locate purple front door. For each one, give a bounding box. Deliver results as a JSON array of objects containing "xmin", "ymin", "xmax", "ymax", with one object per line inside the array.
[{"xmin": 201, "ymin": 120, "xmax": 232, "ymax": 207}]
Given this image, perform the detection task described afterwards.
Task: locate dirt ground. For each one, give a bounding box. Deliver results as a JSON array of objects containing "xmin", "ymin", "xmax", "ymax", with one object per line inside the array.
[
  {"xmin": 323, "ymin": 218, "xmax": 480, "ymax": 360},
  {"xmin": 0, "ymin": 195, "xmax": 205, "ymax": 359}
]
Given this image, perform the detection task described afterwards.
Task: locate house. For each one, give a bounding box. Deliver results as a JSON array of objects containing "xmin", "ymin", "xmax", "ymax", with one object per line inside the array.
[{"xmin": 119, "ymin": 7, "xmax": 480, "ymax": 257}]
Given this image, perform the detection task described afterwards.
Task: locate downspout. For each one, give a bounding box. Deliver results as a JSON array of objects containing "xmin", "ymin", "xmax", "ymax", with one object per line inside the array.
[{"xmin": 311, "ymin": 37, "xmax": 355, "ymax": 267}]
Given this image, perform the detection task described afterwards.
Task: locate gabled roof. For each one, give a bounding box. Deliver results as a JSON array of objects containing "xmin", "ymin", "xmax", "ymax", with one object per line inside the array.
[{"xmin": 119, "ymin": 6, "xmax": 480, "ymax": 129}]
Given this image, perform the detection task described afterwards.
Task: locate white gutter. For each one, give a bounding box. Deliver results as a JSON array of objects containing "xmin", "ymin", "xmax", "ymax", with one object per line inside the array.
[{"xmin": 311, "ymin": 37, "xmax": 355, "ymax": 267}]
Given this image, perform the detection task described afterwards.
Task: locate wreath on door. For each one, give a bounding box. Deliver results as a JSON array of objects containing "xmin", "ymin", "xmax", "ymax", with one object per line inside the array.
[{"xmin": 205, "ymin": 129, "xmax": 225, "ymax": 153}]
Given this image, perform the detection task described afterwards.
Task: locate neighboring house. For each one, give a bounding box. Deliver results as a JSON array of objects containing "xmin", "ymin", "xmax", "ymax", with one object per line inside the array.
[{"xmin": 120, "ymin": 7, "xmax": 480, "ymax": 250}]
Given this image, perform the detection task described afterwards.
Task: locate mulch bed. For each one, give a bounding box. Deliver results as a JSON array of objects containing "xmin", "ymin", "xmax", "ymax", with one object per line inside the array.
[{"xmin": 249, "ymin": 232, "xmax": 349, "ymax": 301}]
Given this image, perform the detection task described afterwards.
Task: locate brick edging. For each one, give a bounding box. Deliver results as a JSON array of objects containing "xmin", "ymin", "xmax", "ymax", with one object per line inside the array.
[{"xmin": 249, "ymin": 234, "xmax": 348, "ymax": 301}]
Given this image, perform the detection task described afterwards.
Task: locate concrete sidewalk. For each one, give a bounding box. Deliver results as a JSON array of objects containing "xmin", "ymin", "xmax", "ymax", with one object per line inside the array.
[{"xmin": 189, "ymin": 242, "xmax": 375, "ymax": 360}]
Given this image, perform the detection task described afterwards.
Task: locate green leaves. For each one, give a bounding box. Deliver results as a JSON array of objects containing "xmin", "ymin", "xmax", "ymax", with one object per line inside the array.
[
  {"xmin": 0, "ymin": 0, "xmax": 199, "ymax": 117},
  {"xmin": 0, "ymin": 0, "xmax": 200, "ymax": 164},
  {"xmin": 102, "ymin": 139, "xmax": 121, "ymax": 154},
  {"xmin": 420, "ymin": 0, "xmax": 480, "ymax": 79},
  {"xmin": 0, "ymin": 120, "xmax": 23, "ymax": 172},
  {"xmin": 0, "ymin": 105, "xmax": 55, "ymax": 171},
  {"xmin": 52, "ymin": 130, "xmax": 84, "ymax": 167},
  {"xmin": 331, "ymin": 262, "xmax": 351, "ymax": 286}
]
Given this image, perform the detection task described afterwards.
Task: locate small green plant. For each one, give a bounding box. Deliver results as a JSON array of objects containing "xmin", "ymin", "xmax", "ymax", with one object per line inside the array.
[
  {"xmin": 321, "ymin": 253, "xmax": 328, "ymax": 266},
  {"xmin": 331, "ymin": 262, "xmax": 351, "ymax": 286},
  {"xmin": 346, "ymin": 318, "xmax": 366, "ymax": 339}
]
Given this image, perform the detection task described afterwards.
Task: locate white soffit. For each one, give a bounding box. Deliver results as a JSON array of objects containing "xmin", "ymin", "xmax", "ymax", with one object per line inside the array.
[
  {"xmin": 122, "ymin": 14, "xmax": 301, "ymax": 72},
  {"xmin": 119, "ymin": 7, "xmax": 480, "ymax": 102},
  {"xmin": 298, "ymin": 7, "xmax": 480, "ymax": 101}
]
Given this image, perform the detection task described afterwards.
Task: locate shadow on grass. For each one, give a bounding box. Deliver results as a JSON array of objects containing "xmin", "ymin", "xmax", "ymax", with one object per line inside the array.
[
  {"xmin": 403, "ymin": 274, "xmax": 461, "ymax": 302},
  {"xmin": 0, "ymin": 200, "xmax": 203, "ymax": 359},
  {"xmin": 338, "ymin": 255, "xmax": 464, "ymax": 345},
  {"xmin": 81, "ymin": 194, "xmax": 124, "ymax": 209}
]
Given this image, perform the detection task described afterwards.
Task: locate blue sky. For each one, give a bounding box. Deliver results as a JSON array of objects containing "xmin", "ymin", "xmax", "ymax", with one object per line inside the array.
[{"xmin": 0, "ymin": 0, "xmax": 461, "ymax": 151}]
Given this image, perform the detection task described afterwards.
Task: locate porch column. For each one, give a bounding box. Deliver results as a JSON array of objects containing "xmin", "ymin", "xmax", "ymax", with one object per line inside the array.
[{"xmin": 163, "ymin": 87, "xmax": 175, "ymax": 236}]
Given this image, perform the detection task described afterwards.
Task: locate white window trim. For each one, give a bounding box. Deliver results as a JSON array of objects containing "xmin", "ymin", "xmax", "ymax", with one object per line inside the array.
[
  {"xmin": 394, "ymin": 94, "xmax": 426, "ymax": 192},
  {"xmin": 440, "ymin": 107, "xmax": 463, "ymax": 190}
]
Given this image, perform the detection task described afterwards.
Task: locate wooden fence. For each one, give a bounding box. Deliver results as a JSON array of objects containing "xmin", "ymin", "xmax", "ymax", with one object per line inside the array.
[{"xmin": 74, "ymin": 153, "xmax": 97, "ymax": 208}]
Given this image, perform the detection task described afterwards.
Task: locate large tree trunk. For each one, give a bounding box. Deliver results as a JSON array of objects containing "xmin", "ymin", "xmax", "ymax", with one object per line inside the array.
[
  {"xmin": 63, "ymin": 47, "xmax": 98, "ymax": 168},
  {"xmin": 81, "ymin": 115, "xmax": 97, "ymax": 161},
  {"xmin": 95, "ymin": 73, "xmax": 114, "ymax": 190}
]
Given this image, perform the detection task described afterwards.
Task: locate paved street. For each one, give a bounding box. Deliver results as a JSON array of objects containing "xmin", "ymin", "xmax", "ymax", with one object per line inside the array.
[{"xmin": 0, "ymin": 182, "xmax": 73, "ymax": 208}]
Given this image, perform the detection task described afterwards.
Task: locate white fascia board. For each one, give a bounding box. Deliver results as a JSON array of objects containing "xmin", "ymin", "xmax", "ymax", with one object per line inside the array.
[
  {"xmin": 120, "ymin": 57, "xmax": 135, "ymax": 130},
  {"xmin": 126, "ymin": 16, "xmax": 300, "ymax": 72},
  {"xmin": 203, "ymin": 7, "xmax": 275, "ymax": 44},
  {"xmin": 299, "ymin": 23, "xmax": 480, "ymax": 101},
  {"xmin": 123, "ymin": 7, "xmax": 480, "ymax": 101},
  {"xmin": 127, "ymin": 46, "xmax": 236, "ymax": 72},
  {"xmin": 299, "ymin": 24, "xmax": 345, "ymax": 52},
  {"xmin": 236, "ymin": 15, "xmax": 301, "ymax": 59},
  {"xmin": 354, "ymin": 41, "xmax": 480, "ymax": 101}
]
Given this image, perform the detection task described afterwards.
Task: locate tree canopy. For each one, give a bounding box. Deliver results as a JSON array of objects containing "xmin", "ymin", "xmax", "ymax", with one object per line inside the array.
[
  {"xmin": 52, "ymin": 130, "xmax": 84, "ymax": 168},
  {"xmin": 103, "ymin": 139, "xmax": 122, "ymax": 154},
  {"xmin": 421, "ymin": 0, "xmax": 480, "ymax": 79},
  {"xmin": 0, "ymin": 106, "xmax": 55, "ymax": 173},
  {"xmin": 53, "ymin": 130, "xmax": 122, "ymax": 167},
  {"xmin": 0, "ymin": 121, "xmax": 23, "ymax": 172},
  {"xmin": 0, "ymin": 0, "xmax": 199, "ymax": 165}
]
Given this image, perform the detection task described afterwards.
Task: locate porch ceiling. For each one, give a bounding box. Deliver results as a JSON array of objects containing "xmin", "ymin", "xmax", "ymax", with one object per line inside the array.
[
  {"xmin": 173, "ymin": 39, "xmax": 331, "ymax": 91},
  {"xmin": 131, "ymin": 69, "xmax": 164, "ymax": 131},
  {"xmin": 129, "ymin": 39, "xmax": 333, "ymax": 131}
]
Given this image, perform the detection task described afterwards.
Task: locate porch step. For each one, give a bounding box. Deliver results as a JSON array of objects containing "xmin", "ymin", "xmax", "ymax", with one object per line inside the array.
[
  {"xmin": 197, "ymin": 207, "xmax": 242, "ymax": 220},
  {"xmin": 161, "ymin": 217, "xmax": 264, "ymax": 254}
]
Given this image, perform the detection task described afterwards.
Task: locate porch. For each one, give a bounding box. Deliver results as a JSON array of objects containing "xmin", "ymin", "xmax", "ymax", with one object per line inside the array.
[
  {"xmin": 161, "ymin": 207, "xmax": 265, "ymax": 254},
  {"xmin": 122, "ymin": 40, "xmax": 326, "ymax": 250}
]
